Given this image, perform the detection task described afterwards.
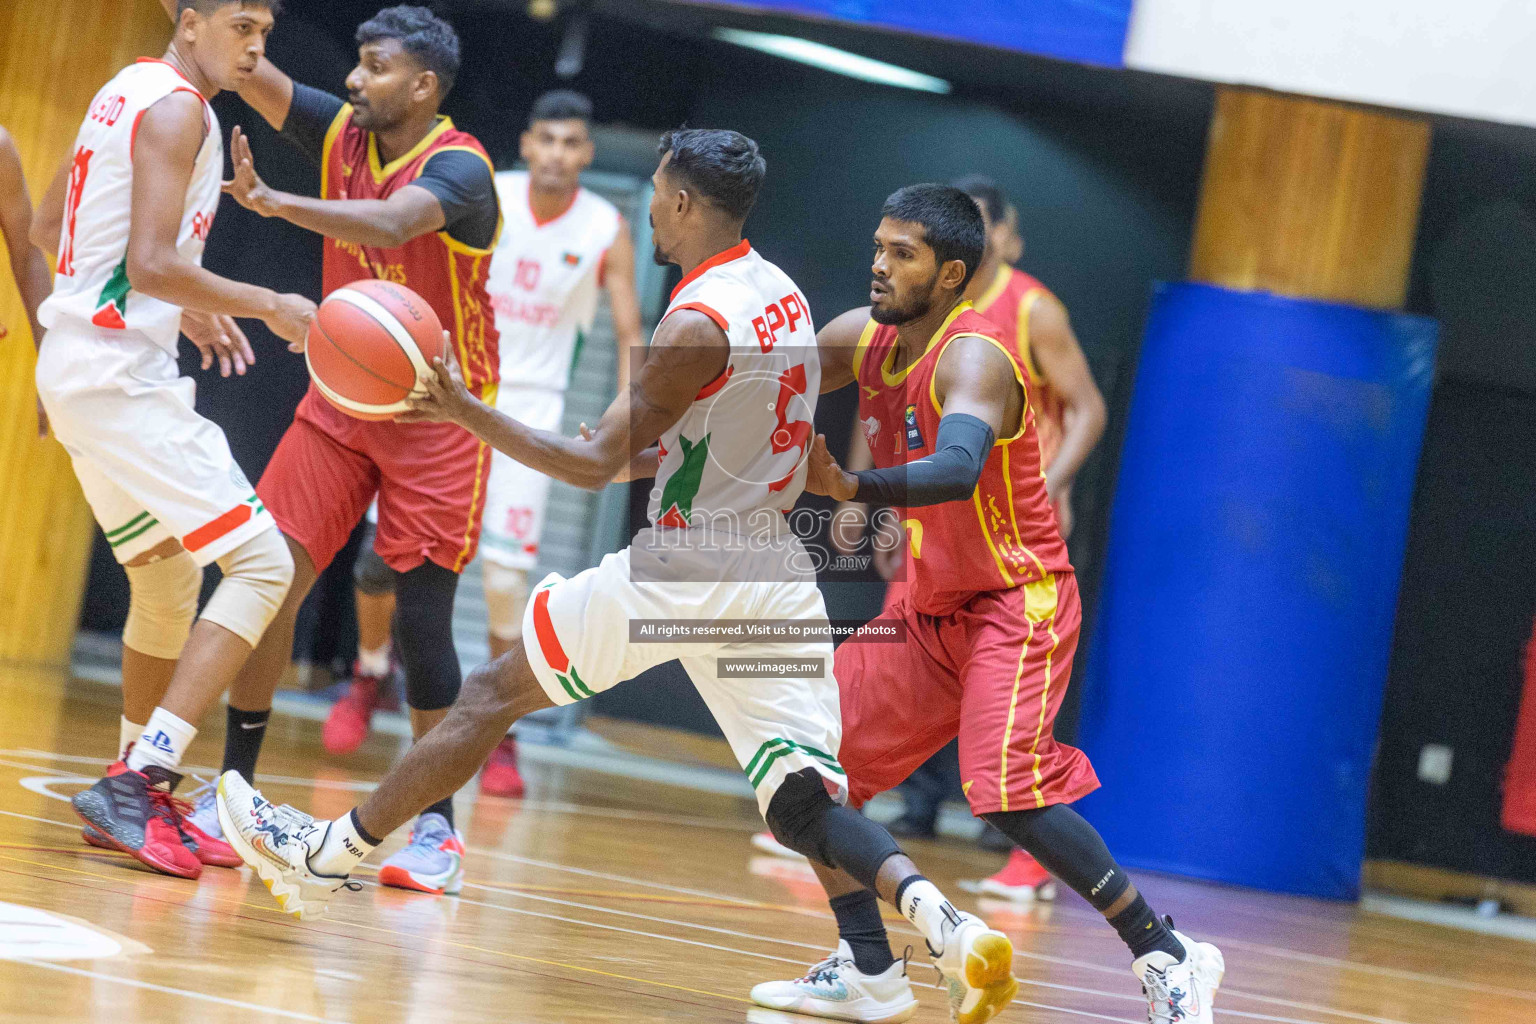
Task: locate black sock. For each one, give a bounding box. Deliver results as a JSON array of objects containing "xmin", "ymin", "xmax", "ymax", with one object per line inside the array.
[
  {"xmin": 985, "ymin": 804, "xmax": 1184, "ymax": 962},
  {"xmin": 222, "ymin": 706, "xmax": 271, "ymax": 779},
  {"xmin": 829, "ymin": 889, "xmax": 895, "ymax": 975},
  {"xmin": 1109, "ymin": 894, "xmax": 1184, "ymax": 961},
  {"xmin": 422, "ymin": 795, "xmax": 454, "ymax": 830}
]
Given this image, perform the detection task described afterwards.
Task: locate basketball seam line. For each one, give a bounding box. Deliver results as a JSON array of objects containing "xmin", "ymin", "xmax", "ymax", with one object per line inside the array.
[{"xmin": 313, "ymin": 315, "xmax": 417, "ymax": 393}]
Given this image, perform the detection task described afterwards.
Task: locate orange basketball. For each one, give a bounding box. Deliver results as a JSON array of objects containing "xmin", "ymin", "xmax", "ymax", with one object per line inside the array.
[{"xmin": 304, "ymin": 279, "xmax": 446, "ymax": 421}]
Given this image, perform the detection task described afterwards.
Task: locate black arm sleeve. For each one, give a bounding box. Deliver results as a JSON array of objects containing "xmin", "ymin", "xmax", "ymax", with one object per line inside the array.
[
  {"xmin": 278, "ymin": 82, "xmax": 346, "ymax": 167},
  {"xmin": 415, "ymin": 150, "xmax": 499, "ymax": 251},
  {"xmin": 852, "ymin": 413, "xmax": 994, "ymax": 507}
]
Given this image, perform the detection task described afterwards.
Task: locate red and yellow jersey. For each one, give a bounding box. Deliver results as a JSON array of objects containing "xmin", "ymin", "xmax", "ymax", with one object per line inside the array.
[
  {"xmin": 854, "ymin": 302, "xmax": 1070, "ymax": 616},
  {"xmin": 320, "ymin": 106, "xmax": 500, "ymax": 398},
  {"xmin": 973, "ymin": 265, "xmax": 1065, "ymax": 467}
]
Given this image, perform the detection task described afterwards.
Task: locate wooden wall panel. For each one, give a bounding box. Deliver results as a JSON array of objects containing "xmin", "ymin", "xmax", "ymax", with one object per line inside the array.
[
  {"xmin": 0, "ymin": 0, "xmax": 169, "ymax": 666},
  {"xmin": 1190, "ymin": 87, "xmax": 1431, "ymax": 310}
]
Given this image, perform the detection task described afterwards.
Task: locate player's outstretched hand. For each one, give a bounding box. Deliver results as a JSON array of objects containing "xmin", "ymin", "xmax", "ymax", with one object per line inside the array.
[
  {"xmin": 182, "ymin": 310, "xmax": 255, "ymax": 377},
  {"xmin": 264, "ymin": 293, "xmax": 316, "ymax": 351},
  {"xmin": 803, "ymin": 433, "xmax": 858, "ymax": 502},
  {"xmin": 401, "ymin": 337, "xmax": 475, "ymax": 425},
  {"xmin": 222, "ymin": 126, "xmax": 279, "ymax": 217}
]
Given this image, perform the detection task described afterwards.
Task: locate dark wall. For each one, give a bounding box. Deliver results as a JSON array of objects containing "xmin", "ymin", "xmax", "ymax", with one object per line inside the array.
[{"xmin": 1367, "ymin": 117, "xmax": 1536, "ymax": 883}]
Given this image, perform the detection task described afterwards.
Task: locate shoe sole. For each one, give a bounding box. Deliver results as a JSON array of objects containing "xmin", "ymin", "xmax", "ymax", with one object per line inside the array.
[
  {"xmin": 970, "ymin": 880, "xmax": 1057, "ymax": 903},
  {"xmin": 214, "ymin": 776, "xmax": 323, "ymax": 920},
  {"xmin": 81, "ymin": 826, "xmax": 115, "ymax": 851},
  {"xmin": 377, "ymin": 863, "xmax": 463, "ymax": 896},
  {"xmin": 752, "ymin": 993, "xmax": 918, "ymax": 1023},
  {"xmin": 70, "ymin": 798, "xmax": 201, "ymax": 879},
  {"xmin": 960, "ymin": 932, "xmax": 1019, "ymax": 1024}
]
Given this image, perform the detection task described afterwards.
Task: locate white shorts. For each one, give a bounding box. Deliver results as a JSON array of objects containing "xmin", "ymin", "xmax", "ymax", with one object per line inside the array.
[
  {"xmin": 35, "ymin": 321, "xmax": 275, "ymax": 567},
  {"xmin": 481, "ymin": 385, "xmax": 566, "ymax": 571},
  {"xmin": 521, "ymin": 531, "xmax": 846, "ymax": 814}
]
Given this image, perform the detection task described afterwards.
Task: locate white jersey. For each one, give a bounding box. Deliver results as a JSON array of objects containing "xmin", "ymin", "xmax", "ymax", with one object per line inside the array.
[
  {"xmin": 39, "ymin": 59, "xmax": 222, "ymax": 354},
  {"xmin": 486, "ymin": 170, "xmax": 622, "ymax": 392},
  {"xmin": 649, "ymin": 241, "xmax": 820, "ymax": 531}
]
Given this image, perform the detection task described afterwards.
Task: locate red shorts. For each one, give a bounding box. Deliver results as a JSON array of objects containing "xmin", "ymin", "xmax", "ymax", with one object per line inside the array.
[
  {"xmin": 835, "ymin": 572, "xmax": 1099, "ymax": 816},
  {"xmin": 257, "ymin": 389, "xmax": 490, "ymax": 575}
]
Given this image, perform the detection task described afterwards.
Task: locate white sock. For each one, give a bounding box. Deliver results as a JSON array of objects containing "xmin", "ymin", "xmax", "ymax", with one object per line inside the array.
[
  {"xmin": 119, "ymin": 717, "xmax": 144, "ymax": 761},
  {"xmin": 126, "ymin": 708, "xmax": 197, "ymax": 774},
  {"xmin": 307, "ymin": 810, "xmax": 377, "ymax": 877},
  {"xmin": 897, "ymin": 878, "xmax": 962, "ymax": 950},
  {"xmin": 357, "ymin": 643, "xmax": 390, "ymax": 677}
]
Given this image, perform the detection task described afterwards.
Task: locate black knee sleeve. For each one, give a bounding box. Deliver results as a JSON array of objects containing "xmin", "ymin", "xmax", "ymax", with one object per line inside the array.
[
  {"xmin": 393, "ymin": 561, "xmax": 462, "ymax": 711},
  {"xmin": 765, "ymin": 768, "xmax": 903, "ymax": 891},
  {"xmin": 353, "ymin": 528, "xmax": 395, "ymax": 597},
  {"xmin": 983, "ymin": 804, "xmax": 1129, "ymax": 910}
]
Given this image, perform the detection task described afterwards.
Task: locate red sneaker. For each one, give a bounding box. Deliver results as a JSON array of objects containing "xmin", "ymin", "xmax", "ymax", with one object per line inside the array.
[
  {"xmin": 71, "ymin": 762, "xmax": 203, "ymax": 879},
  {"xmin": 968, "ymin": 849, "xmax": 1057, "ymax": 903},
  {"xmin": 171, "ymin": 783, "xmax": 243, "ymax": 868},
  {"xmin": 323, "ymin": 666, "xmax": 386, "ymax": 755},
  {"xmin": 480, "ymin": 736, "xmax": 525, "ymax": 797}
]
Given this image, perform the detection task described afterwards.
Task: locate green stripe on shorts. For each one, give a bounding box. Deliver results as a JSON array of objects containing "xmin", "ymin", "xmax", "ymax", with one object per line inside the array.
[
  {"xmin": 746, "ymin": 737, "xmax": 845, "ymax": 788},
  {"xmin": 104, "ymin": 511, "xmax": 152, "ymax": 539},
  {"xmin": 108, "ymin": 517, "xmax": 160, "ymax": 547}
]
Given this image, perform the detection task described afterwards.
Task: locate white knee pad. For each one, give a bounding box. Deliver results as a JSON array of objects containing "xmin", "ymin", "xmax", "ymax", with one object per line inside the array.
[
  {"xmin": 122, "ymin": 550, "xmax": 201, "ymax": 660},
  {"xmin": 201, "ymin": 527, "xmax": 295, "ymax": 648},
  {"xmin": 483, "ymin": 563, "xmax": 529, "ymax": 641}
]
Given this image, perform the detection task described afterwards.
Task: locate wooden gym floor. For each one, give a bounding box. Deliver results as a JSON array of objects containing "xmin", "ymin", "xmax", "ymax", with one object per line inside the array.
[{"xmin": 1, "ymin": 666, "xmax": 1534, "ymax": 1024}]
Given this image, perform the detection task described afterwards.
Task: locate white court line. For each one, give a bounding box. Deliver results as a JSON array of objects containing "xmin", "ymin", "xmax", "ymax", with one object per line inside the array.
[
  {"xmin": 10, "ymin": 958, "xmax": 344, "ymax": 1022},
  {"xmin": 0, "ymin": 750, "xmax": 761, "ymax": 832},
  {"xmin": 1, "ymin": 751, "xmax": 1518, "ymax": 1018},
  {"xmin": 356, "ymin": 880, "xmax": 1148, "ymax": 1024}
]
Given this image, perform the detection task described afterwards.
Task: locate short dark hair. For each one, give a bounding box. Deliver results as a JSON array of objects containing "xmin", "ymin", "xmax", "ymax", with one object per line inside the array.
[
  {"xmin": 881, "ymin": 183, "xmax": 986, "ymax": 290},
  {"xmin": 951, "ymin": 174, "xmax": 1007, "ymax": 225},
  {"xmin": 530, "ymin": 90, "xmax": 593, "ymax": 126},
  {"xmin": 657, "ymin": 128, "xmax": 766, "ymax": 222},
  {"xmin": 356, "ymin": 5, "xmax": 461, "ymax": 97},
  {"xmin": 181, "ymin": 0, "xmax": 283, "ymax": 14}
]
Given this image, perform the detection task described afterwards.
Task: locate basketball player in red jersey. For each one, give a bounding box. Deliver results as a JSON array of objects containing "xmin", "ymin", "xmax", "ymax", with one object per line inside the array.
[
  {"xmin": 157, "ymin": 1, "xmax": 499, "ymax": 895},
  {"xmin": 953, "ymin": 174, "xmax": 1108, "ymax": 897},
  {"xmin": 753, "ymin": 186, "xmax": 1225, "ymax": 1024}
]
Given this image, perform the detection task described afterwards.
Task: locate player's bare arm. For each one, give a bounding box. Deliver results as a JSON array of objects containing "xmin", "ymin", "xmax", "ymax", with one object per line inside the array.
[
  {"xmin": 1028, "ymin": 293, "xmax": 1105, "ymax": 502},
  {"xmin": 810, "ymin": 305, "xmax": 877, "ymax": 549},
  {"xmin": 816, "ymin": 305, "xmax": 870, "ymax": 394},
  {"xmin": 605, "ymin": 219, "xmax": 645, "ymax": 397},
  {"xmin": 128, "ymin": 94, "xmax": 314, "ymax": 346},
  {"xmin": 806, "ymin": 333, "xmax": 1017, "ymax": 505},
  {"xmin": 222, "ymin": 125, "xmax": 446, "ymax": 248},
  {"xmin": 408, "ymin": 308, "xmax": 727, "ymax": 491},
  {"xmin": 0, "ymin": 128, "xmax": 52, "ymax": 348},
  {"xmin": 31, "ymin": 153, "xmax": 67, "ymax": 255}
]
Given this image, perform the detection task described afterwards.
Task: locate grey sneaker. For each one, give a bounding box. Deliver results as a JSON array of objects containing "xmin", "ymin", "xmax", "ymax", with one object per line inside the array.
[
  {"xmin": 750, "ymin": 940, "xmax": 918, "ymax": 1022},
  {"xmin": 377, "ymin": 812, "xmax": 464, "ymax": 895}
]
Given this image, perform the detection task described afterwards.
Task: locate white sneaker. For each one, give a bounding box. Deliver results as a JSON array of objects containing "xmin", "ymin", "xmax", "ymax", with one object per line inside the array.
[
  {"xmin": 1132, "ymin": 923, "xmax": 1224, "ymax": 1024},
  {"xmin": 930, "ymin": 911, "xmax": 1018, "ymax": 1024},
  {"xmin": 750, "ymin": 941, "xmax": 917, "ymax": 1023},
  {"xmin": 215, "ymin": 771, "xmax": 357, "ymax": 920}
]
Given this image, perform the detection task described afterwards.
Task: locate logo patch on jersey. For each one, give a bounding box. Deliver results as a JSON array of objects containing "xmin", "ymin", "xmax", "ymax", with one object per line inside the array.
[
  {"xmin": 562, "ymin": 251, "xmax": 581, "ymax": 267},
  {"xmin": 656, "ymin": 433, "xmax": 711, "ymax": 529},
  {"xmin": 860, "ymin": 415, "xmax": 881, "ymax": 450},
  {"xmin": 904, "ymin": 405, "xmax": 925, "ymax": 451},
  {"xmin": 91, "ymin": 258, "xmax": 131, "ymax": 330}
]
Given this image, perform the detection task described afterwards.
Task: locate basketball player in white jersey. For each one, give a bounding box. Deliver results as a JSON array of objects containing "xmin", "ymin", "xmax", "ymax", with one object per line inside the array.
[
  {"xmin": 217, "ymin": 128, "xmax": 1018, "ymax": 1024},
  {"xmin": 476, "ymin": 89, "xmax": 643, "ymax": 796},
  {"xmin": 31, "ymin": 0, "xmax": 313, "ymax": 881}
]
